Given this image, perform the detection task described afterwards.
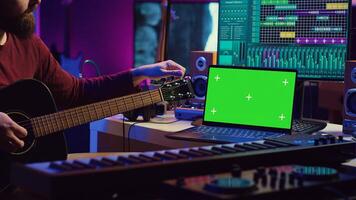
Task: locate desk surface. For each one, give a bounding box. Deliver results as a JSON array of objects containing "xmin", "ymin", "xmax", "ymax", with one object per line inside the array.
[{"xmin": 90, "ymin": 112, "xmax": 344, "ymax": 152}]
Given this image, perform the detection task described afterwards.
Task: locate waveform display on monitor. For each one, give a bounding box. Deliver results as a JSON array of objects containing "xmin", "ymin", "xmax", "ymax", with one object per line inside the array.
[
  {"xmin": 218, "ymin": 0, "xmax": 350, "ymax": 80},
  {"xmin": 260, "ymin": 0, "xmax": 348, "ymax": 44},
  {"xmin": 247, "ymin": 46, "xmax": 346, "ymax": 79}
]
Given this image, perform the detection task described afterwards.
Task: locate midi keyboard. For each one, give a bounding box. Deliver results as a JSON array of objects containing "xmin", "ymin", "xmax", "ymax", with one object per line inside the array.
[{"xmin": 10, "ymin": 134, "xmax": 356, "ymax": 199}]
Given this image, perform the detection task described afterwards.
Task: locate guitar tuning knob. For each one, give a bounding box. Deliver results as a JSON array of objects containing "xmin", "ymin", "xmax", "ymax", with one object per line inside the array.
[{"xmin": 178, "ymin": 93, "xmax": 184, "ymax": 97}]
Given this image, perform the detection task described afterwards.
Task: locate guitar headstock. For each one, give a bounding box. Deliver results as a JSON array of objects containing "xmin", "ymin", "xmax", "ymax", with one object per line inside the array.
[{"xmin": 160, "ymin": 78, "xmax": 195, "ymax": 102}]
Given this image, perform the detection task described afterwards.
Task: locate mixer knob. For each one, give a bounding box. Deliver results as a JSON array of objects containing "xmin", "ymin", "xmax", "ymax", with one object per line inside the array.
[
  {"xmin": 314, "ymin": 139, "xmax": 319, "ymax": 146},
  {"xmin": 338, "ymin": 136, "xmax": 343, "ymax": 142},
  {"xmin": 319, "ymin": 137, "xmax": 328, "ymax": 145},
  {"xmin": 261, "ymin": 174, "xmax": 267, "ymax": 186},
  {"xmin": 279, "ymin": 177, "xmax": 286, "ymax": 190},
  {"xmin": 257, "ymin": 167, "xmax": 266, "ymax": 175},
  {"xmin": 329, "ymin": 137, "xmax": 336, "ymax": 144},
  {"xmin": 280, "ymin": 172, "xmax": 286, "ymax": 179},
  {"xmin": 268, "ymin": 168, "xmax": 277, "ymax": 176},
  {"xmin": 297, "ymin": 177, "xmax": 304, "ymax": 187},
  {"xmin": 231, "ymin": 164, "xmax": 242, "ymax": 177},
  {"xmin": 288, "ymin": 173, "xmax": 295, "ymax": 185},
  {"xmin": 270, "ymin": 174, "xmax": 277, "ymax": 188},
  {"xmin": 253, "ymin": 172, "xmax": 260, "ymax": 184}
]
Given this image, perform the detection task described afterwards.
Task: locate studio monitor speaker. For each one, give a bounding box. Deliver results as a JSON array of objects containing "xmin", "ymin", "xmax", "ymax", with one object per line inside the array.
[
  {"xmin": 190, "ymin": 51, "xmax": 217, "ymax": 102},
  {"xmin": 343, "ymin": 60, "xmax": 356, "ymax": 134}
]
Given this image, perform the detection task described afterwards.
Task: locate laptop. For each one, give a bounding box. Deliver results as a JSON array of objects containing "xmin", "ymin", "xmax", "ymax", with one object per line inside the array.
[{"xmin": 167, "ymin": 66, "xmax": 297, "ymax": 143}]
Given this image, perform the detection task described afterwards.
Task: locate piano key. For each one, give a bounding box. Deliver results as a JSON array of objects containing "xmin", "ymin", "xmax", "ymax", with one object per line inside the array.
[
  {"xmin": 154, "ymin": 153, "xmax": 177, "ymax": 160},
  {"xmin": 102, "ymin": 157, "xmax": 125, "ymax": 166},
  {"xmin": 49, "ymin": 162, "xmax": 73, "ymax": 171},
  {"xmin": 198, "ymin": 148, "xmax": 223, "ymax": 155},
  {"xmin": 117, "ymin": 156, "xmax": 142, "ymax": 164},
  {"xmin": 211, "ymin": 146, "xmax": 235, "ymax": 154},
  {"xmin": 138, "ymin": 154, "xmax": 162, "ymax": 162},
  {"xmin": 179, "ymin": 150, "xmax": 203, "ymax": 157},
  {"xmin": 165, "ymin": 151, "xmax": 189, "ymax": 159}
]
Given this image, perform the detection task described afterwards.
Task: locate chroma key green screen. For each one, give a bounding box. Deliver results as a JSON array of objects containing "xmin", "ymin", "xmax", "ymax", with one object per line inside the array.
[{"xmin": 204, "ymin": 67, "xmax": 297, "ymax": 129}]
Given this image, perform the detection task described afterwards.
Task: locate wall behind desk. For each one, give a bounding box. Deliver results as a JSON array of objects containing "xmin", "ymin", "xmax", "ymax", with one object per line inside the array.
[{"xmin": 40, "ymin": 0, "xmax": 134, "ymax": 75}]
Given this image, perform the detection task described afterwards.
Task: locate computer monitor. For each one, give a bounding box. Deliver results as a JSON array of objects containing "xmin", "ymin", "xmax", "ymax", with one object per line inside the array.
[
  {"xmin": 217, "ymin": 0, "xmax": 351, "ymax": 80},
  {"xmin": 134, "ymin": 1, "xmax": 219, "ymax": 72}
]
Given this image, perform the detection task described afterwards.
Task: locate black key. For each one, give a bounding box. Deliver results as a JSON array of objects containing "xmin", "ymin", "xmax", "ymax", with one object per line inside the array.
[
  {"xmin": 242, "ymin": 144, "xmax": 260, "ymax": 151},
  {"xmin": 232, "ymin": 145, "xmax": 248, "ymax": 152},
  {"xmin": 117, "ymin": 156, "xmax": 142, "ymax": 164},
  {"xmin": 264, "ymin": 140, "xmax": 291, "ymax": 147},
  {"xmin": 179, "ymin": 150, "xmax": 203, "ymax": 157},
  {"xmin": 154, "ymin": 153, "xmax": 177, "ymax": 160},
  {"xmin": 102, "ymin": 157, "xmax": 124, "ymax": 166},
  {"xmin": 234, "ymin": 144, "xmax": 254, "ymax": 151},
  {"xmin": 211, "ymin": 146, "xmax": 235, "ymax": 154},
  {"xmin": 198, "ymin": 148, "xmax": 223, "ymax": 155},
  {"xmin": 73, "ymin": 160, "xmax": 95, "ymax": 169},
  {"xmin": 139, "ymin": 154, "xmax": 162, "ymax": 162},
  {"xmin": 253, "ymin": 142, "xmax": 276, "ymax": 149},
  {"xmin": 129, "ymin": 155, "xmax": 152, "ymax": 163},
  {"xmin": 62, "ymin": 161, "xmax": 86, "ymax": 170},
  {"xmin": 220, "ymin": 146, "xmax": 239, "ymax": 153},
  {"xmin": 90, "ymin": 159, "xmax": 114, "ymax": 167},
  {"xmin": 49, "ymin": 162, "xmax": 72, "ymax": 171},
  {"xmin": 250, "ymin": 143, "xmax": 271, "ymax": 149},
  {"xmin": 189, "ymin": 149, "xmax": 212, "ymax": 156},
  {"xmin": 165, "ymin": 151, "xmax": 189, "ymax": 159}
]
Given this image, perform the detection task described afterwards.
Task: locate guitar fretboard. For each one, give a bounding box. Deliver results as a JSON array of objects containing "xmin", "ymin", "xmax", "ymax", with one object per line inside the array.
[{"xmin": 31, "ymin": 89, "xmax": 162, "ymax": 137}]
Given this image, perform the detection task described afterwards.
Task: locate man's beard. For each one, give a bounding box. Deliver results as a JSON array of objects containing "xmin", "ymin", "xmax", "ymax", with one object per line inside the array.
[{"xmin": 0, "ymin": 12, "xmax": 35, "ymax": 39}]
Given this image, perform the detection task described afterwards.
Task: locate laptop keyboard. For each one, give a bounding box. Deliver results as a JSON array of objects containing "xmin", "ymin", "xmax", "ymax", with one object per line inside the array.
[
  {"xmin": 167, "ymin": 119, "xmax": 327, "ymax": 144},
  {"xmin": 193, "ymin": 126, "xmax": 284, "ymax": 140},
  {"xmin": 292, "ymin": 119, "xmax": 327, "ymax": 134}
]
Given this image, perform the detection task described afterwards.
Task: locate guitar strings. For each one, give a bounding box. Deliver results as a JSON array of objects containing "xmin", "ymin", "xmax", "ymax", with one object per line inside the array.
[
  {"xmin": 14, "ymin": 85, "xmax": 179, "ymax": 136},
  {"xmin": 14, "ymin": 90, "xmax": 160, "ymax": 132}
]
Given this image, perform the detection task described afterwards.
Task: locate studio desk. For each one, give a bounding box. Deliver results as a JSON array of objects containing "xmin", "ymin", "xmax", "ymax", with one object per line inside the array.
[{"xmin": 89, "ymin": 112, "xmax": 345, "ymax": 153}]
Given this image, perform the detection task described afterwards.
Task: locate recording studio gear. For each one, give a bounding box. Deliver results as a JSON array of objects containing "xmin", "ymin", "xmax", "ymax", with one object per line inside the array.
[
  {"xmin": 190, "ymin": 51, "xmax": 217, "ymax": 101},
  {"xmin": 343, "ymin": 60, "xmax": 356, "ymax": 134},
  {"xmin": 10, "ymin": 134, "xmax": 355, "ymax": 199},
  {"xmin": 163, "ymin": 165, "xmax": 356, "ymax": 200}
]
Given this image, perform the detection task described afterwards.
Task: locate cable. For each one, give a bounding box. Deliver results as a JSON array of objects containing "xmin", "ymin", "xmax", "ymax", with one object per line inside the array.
[
  {"xmin": 127, "ymin": 122, "xmax": 140, "ymax": 152},
  {"xmin": 122, "ymin": 116, "xmax": 126, "ymax": 152}
]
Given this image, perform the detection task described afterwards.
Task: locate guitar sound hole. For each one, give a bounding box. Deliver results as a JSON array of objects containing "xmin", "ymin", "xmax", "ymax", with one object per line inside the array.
[{"xmin": 7, "ymin": 112, "xmax": 36, "ymax": 155}]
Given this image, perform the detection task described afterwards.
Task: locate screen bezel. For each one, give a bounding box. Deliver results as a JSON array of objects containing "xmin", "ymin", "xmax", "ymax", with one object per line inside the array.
[
  {"xmin": 216, "ymin": 0, "xmax": 351, "ymax": 81},
  {"xmin": 203, "ymin": 65, "xmax": 298, "ymax": 133}
]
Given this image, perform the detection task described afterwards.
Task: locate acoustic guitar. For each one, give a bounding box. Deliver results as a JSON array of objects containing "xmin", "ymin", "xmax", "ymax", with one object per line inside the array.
[{"xmin": 0, "ymin": 78, "xmax": 194, "ymax": 192}]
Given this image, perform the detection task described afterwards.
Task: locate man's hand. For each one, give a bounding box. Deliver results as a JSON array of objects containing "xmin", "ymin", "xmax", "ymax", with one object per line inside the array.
[
  {"xmin": 0, "ymin": 112, "xmax": 27, "ymax": 153},
  {"xmin": 131, "ymin": 60, "xmax": 186, "ymax": 86}
]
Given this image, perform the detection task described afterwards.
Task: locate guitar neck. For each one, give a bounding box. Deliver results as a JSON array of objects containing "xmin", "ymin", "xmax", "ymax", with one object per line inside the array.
[{"xmin": 31, "ymin": 89, "xmax": 163, "ymax": 138}]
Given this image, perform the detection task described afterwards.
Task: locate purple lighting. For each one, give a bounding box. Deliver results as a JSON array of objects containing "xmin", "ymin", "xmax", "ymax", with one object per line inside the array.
[{"xmin": 296, "ymin": 37, "xmax": 347, "ymax": 45}]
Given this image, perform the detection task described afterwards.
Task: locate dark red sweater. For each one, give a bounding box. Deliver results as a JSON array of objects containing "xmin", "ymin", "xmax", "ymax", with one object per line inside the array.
[{"xmin": 0, "ymin": 33, "xmax": 136, "ymax": 110}]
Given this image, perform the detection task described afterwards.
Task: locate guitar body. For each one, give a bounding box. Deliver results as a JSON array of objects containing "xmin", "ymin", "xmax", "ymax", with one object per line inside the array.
[{"xmin": 0, "ymin": 79, "xmax": 67, "ymax": 191}]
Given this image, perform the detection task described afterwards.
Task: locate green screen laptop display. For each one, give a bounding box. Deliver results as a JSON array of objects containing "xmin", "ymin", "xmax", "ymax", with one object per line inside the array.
[{"xmin": 204, "ymin": 67, "xmax": 297, "ymax": 130}]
